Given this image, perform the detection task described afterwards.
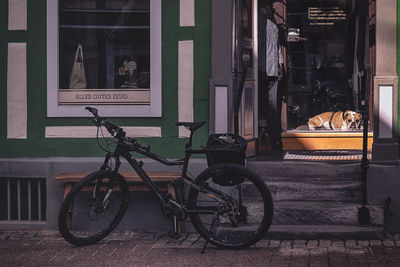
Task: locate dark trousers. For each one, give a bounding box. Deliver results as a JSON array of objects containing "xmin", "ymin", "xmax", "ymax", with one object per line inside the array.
[{"xmin": 259, "ymin": 70, "xmax": 282, "ymax": 149}]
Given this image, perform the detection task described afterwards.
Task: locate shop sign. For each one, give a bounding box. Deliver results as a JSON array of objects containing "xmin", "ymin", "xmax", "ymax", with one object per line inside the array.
[
  {"xmin": 58, "ymin": 89, "xmax": 150, "ymax": 105},
  {"xmin": 308, "ymin": 7, "xmax": 346, "ymax": 26}
]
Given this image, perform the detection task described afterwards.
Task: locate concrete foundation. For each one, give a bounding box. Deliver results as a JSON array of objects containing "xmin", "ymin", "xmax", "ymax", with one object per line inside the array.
[
  {"xmin": 0, "ymin": 157, "xmax": 207, "ymax": 230},
  {"xmin": 367, "ymin": 160, "xmax": 400, "ymax": 232}
]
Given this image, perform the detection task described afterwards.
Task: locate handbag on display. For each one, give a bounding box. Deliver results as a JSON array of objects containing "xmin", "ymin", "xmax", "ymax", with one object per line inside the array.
[{"xmin": 69, "ymin": 44, "xmax": 87, "ymax": 89}]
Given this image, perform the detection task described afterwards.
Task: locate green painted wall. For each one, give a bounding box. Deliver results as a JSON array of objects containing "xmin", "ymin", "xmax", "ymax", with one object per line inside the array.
[{"xmin": 0, "ymin": 0, "xmax": 211, "ymax": 158}]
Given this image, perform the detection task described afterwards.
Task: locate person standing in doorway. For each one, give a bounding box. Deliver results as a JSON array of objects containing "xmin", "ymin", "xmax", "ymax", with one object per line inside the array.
[{"xmin": 258, "ymin": 0, "xmax": 284, "ymax": 150}]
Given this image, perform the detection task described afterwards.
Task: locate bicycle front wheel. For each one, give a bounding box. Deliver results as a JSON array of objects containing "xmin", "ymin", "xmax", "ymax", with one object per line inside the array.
[
  {"xmin": 188, "ymin": 163, "xmax": 273, "ymax": 249},
  {"xmin": 58, "ymin": 170, "xmax": 129, "ymax": 246}
]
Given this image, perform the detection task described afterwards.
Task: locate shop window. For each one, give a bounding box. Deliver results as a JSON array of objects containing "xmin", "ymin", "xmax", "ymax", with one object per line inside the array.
[{"xmin": 47, "ymin": 0, "xmax": 161, "ymax": 117}]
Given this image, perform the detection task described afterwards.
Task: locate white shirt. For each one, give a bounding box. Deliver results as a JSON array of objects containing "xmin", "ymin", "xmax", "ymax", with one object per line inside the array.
[{"xmin": 258, "ymin": 10, "xmax": 283, "ymax": 76}]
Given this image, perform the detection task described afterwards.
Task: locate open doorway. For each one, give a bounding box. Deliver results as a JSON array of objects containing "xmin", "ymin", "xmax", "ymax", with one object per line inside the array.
[{"xmin": 258, "ymin": 0, "xmax": 375, "ymax": 150}]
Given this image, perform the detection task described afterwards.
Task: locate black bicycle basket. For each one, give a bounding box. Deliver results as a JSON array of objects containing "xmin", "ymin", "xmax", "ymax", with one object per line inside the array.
[{"xmin": 206, "ymin": 133, "xmax": 247, "ymax": 186}]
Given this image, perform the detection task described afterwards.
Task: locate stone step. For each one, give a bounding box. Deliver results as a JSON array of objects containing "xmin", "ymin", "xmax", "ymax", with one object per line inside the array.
[
  {"xmin": 265, "ymin": 181, "xmax": 362, "ymax": 202},
  {"xmin": 242, "ymin": 158, "xmax": 382, "ymax": 240},
  {"xmin": 246, "ymin": 201, "xmax": 383, "ymax": 226},
  {"xmin": 247, "ymin": 161, "xmax": 361, "ymax": 181},
  {"xmin": 241, "ymin": 180, "xmax": 362, "ymax": 202},
  {"xmin": 264, "ymin": 224, "xmax": 384, "ymax": 240},
  {"xmin": 272, "ymin": 201, "xmax": 384, "ymax": 226}
]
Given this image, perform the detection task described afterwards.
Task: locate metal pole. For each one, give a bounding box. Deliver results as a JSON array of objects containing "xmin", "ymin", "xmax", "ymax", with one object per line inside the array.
[
  {"xmin": 358, "ymin": 67, "xmax": 370, "ymax": 225},
  {"xmin": 234, "ymin": 66, "xmax": 248, "ymax": 134}
]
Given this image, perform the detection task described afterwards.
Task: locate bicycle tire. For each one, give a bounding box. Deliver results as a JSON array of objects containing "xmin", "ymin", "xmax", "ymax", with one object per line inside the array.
[
  {"xmin": 58, "ymin": 170, "xmax": 129, "ymax": 246},
  {"xmin": 187, "ymin": 163, "xmax": 273, "ymax": 249}
]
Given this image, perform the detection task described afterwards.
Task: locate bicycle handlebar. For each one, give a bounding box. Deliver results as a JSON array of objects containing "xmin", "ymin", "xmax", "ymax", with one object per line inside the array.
[
  {"xmin": 85, "ymin": 106, "xmax": 99, "ymax": 118},
  {"xmin": 85, "ymin": 106, "xmax": 150, "ymax": 152}
]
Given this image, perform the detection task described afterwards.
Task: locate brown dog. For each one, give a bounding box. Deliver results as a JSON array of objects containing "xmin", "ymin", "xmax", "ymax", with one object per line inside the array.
[{"xmin": 308, "ymin": 110, "xmax": 362, "ymax": 131}]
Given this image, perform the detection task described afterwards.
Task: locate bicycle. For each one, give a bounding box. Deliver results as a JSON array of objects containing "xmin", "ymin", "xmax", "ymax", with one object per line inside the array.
[{"xmin": 58, "ymin": 107, "xmax": 273, "ymax": 250}]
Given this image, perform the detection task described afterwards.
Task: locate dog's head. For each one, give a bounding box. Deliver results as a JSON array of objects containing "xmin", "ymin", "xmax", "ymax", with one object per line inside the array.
[{"xmin": 343, "ymin": 110, "xmax": 362, "ymax": 130}]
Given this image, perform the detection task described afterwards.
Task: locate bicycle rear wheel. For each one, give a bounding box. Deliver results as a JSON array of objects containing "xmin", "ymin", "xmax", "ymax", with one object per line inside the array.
[
  {"xmin": 58, "ymin": 170, "xmax": 129, "ymax": 246},
  {"xmin": 188, "ymin": 163, "xmax": 273, "ymax": 249}
]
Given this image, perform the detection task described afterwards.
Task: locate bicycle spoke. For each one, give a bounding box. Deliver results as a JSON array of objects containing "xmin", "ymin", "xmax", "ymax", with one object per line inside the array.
[
  {"xmin": 59, "ymin": 171, "xmax": 129, "ymax": 245},
  {"xmin": 188, "ymin": 164, "xmax": 273, "ymax": 249}
]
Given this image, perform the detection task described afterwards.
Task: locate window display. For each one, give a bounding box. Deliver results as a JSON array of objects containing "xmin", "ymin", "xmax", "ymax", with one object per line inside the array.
[{"xmin": 58, "ymin": 0, "xmax": 150, "ymax": 105}]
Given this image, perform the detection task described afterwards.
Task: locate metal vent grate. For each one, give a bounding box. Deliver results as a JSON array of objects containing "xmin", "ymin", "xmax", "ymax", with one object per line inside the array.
[{"xmin": 0, "ymin": 178, "xmax": 46, "ymax": 222}]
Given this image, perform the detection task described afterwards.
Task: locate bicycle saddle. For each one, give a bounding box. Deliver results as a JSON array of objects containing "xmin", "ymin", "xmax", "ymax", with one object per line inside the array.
[{"xmin": 175, "ymin": 121, "xmax": 206, "ymax": 131}]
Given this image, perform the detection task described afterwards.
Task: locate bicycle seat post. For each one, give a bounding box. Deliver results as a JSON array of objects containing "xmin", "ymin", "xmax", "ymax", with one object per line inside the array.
[
  {"xmin": 185, "ymin": 129, "xmax": 195, "ymax": 151},
  {"xmin": 175, "ymin": 121, "xmax": 206, "ymax": 152}
]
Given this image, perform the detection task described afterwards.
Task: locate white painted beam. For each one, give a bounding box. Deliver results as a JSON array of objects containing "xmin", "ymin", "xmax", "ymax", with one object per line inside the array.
[
  {"xmin": 215, "ymin": 86, "xmax": 228, "ymax": 133},
  {"xmin": 178, "ymin": 41, "xmax": 194, "ymax": 138},
  {"xmin": 8, "ymin": 0, "xmax": 27, "ymax": 30},
  {"xmin": 7, "ymin": 43, "xmax": 27, "ymax": 139},
  {"xmin": 45, "ymin": 126, "xmax": 162, "ymax": 138},
  {"xmin": 378, "ymin": 86, "xmax": 393, "ymax": 138},
  {"xmin": 180, "ymin": 0, "xmax": 195, "ymax": 27}
]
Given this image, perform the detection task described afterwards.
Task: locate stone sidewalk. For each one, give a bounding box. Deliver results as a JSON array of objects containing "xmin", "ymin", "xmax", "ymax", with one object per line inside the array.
[{"xmin": 1, "ymin": 230, "xmax": 400, "ymax": 266}]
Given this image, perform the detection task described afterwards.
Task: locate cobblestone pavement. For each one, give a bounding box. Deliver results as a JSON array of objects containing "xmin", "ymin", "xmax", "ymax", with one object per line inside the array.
[{"xmin": 1, "ymin": 230, "xmax": 400, "ymax": 267}]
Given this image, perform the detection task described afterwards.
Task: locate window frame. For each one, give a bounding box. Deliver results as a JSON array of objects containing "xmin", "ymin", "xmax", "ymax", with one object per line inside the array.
[{"xmin": 46, "ymin": 0, "xmax": 162, "ymax": 117}]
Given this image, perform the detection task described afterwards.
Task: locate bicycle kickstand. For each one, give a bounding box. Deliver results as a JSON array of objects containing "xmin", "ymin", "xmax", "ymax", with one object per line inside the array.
[
  {"xmin": 200, "ymin": 240, "xmax": 209, "ymax": 253},
  {"xmin": 168, "ymin": 215, "xmax": 180, "ymax": 239},
  {"xmin": 200, "ymin": 216, "xmax": 218, "ymax": 253}
]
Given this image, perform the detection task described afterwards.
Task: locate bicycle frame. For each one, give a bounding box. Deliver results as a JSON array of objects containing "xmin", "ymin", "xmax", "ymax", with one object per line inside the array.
[{"xmin": 98, "ymin": 130, "xmax": 214, "ymax": 212}]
